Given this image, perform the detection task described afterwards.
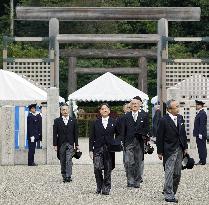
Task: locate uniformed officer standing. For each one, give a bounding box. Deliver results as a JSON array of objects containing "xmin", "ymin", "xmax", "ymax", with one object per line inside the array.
[
  {"xmin": 193, "ymin": 100, "xmax": 207, "ymax": 165},
  {"xmin": 27, "ymin": 104, "xmax": 41, "ymax": 166}
]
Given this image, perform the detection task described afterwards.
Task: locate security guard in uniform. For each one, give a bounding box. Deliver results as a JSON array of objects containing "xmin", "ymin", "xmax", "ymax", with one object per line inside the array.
[
  {"xmin": 193, "ymin": 100, "xmax": 207, "ymax": 165},
  {"xmin": 27, "ymin": 104, "xmax": 41, "ymax": 166}
]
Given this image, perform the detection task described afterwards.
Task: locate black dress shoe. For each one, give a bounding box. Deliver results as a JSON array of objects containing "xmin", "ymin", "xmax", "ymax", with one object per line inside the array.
[
  {"xmin": 96, "ymin": 190, "xmax": 101, "ymax": 194},
  {"xmin": 127, "ymin": 184, "xmax": 134, "ymax": 188},
  {"xmin": 134, "ymin": 184, "xmax": 140, "ymax": 188},
  {"xmin": 28, "ymin": 163, "xmax": 38, "ymax": 166},
  {"xmin": 102, "ymin": 192, "xmax": 109, "ymax": 195},
  {"xmin": 65, "ymin": 177, "xmax": 72, "ymax": 182},
  {"xmin": 165, "ymin": 198, "xmax": 178, "ymax": 203},
  {"xmin": 195, "ymin": 161, "xmax": 206, "ymax": 165}
]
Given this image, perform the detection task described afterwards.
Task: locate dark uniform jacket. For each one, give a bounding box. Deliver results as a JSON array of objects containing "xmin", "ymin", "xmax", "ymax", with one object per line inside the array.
[
  {"xmin": 89, "ymin": 117, "xmax": 119, "ymax": 169},
  {"xmin": 53, "ymin": 116, "xmax": 78, "ymax": 159},
  {"xmin": 156, "ymin": 114, "xmax": 188, "ymax": 165},
  {"xmin": 193, "ymin": 109, "xmax": 207, "ymax": 139},
  {"xmin": 120, "ymin": 110, "xmax": 149, "ymax": 148},
  {"xmin": 27, "ymin": 112, "xmax": 41, "ymax": 141}
]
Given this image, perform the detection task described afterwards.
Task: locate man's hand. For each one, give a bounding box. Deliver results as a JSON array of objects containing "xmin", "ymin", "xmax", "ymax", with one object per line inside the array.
[
  {"xmin": 89, "ymin": 151, "xmax": 93, "ymax": 160},
  {"xmin": 54, "ymin": 146, "xmax": 57, "ymax": 152},
  {"xmin": 184, "ymin": 149, "xmax": 188, "ymax": 156},
  {"xmin": 199, "ymin": 134, "xmax": 203, "ymax": 140},
  {"xmin": 158, "ymin": 154, "xmax": 163, "ymax": 160},
  {"xmin": 75, "ymin": 145, "xmax": 80, "ymax": 151},
  {"xmin": 30, "ymin": 136, "xmax": 35, "ymax": 142}
]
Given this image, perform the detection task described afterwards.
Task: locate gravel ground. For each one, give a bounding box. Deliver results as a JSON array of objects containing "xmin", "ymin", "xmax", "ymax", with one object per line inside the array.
[{"xmin": 0, "ymin": 163, "xmax": 209, "ymax": 205}]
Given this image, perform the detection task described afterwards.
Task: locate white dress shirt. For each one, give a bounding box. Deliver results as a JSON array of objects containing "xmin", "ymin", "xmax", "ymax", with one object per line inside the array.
[
  {"xmin": 62, "ymin": 116, "xmax": 69, "ymax": 125},
  {"xmin": 102, "ymin": 116, "xmax": 109, "ymax": 129},
  {"xmin": 168, "ymin": 112, "xmax": 177, "ymax": 126},
  {"xmin": 132, "ymin": 111, "xmax": 138, "ymax": 122}
]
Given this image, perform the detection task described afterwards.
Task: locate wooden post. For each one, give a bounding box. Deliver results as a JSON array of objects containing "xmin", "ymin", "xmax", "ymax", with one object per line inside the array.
[
  {"xmin": 49, "ymin": 49, "xmax": 55, "ymax": 87},
  {"xmin": 68, "ymin": 57, "xmax": 77, "ymax": 95},
  {"xmin": 47, "ymin": 87, "xmax": 59, "ymax": 164},
  {"xmin": 49, "ymin": 18, "xmax": 59, "ymax": 88},
  {"xmin": 138, "ymin": 57, "xmax": 147, "ymax": 93},
  {"xmin": 157, "ymin": 18, "xmax": 168, "ymax": 115}
]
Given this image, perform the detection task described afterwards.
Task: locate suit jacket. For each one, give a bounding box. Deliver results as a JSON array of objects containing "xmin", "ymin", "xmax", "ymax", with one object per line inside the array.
[
  {"xmin": 89, "ymin": 117, "xmax": 119, "ymax": 170},
  {"xmin": 53, "ymin": 116, "xmax": 78, "ymax": 159},
  {"xmin": 156, "ymin": 114, "xmax": 188, "ymax": 165},
  {"xmin": 120, "ymin": 110, "xmax": 149, "ymax": 148},
  {"xmin": 27, "ymin": 113, "xmax": 41, "ymax": 141},
  {"xmin": 152, "ymin": 109, "xmax": 161, "ymax": 138},
  {"xmin": 193, "ymin": 109, "xmax": 207, "ymax": 138},
  {"xmin": 89, "ymin": 117, "xmax": 119, "ymax": 152}
]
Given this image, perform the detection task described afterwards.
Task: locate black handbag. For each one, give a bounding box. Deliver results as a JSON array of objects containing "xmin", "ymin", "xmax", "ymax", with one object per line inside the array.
[{"xmin": 108, "ymin": 138, "xmax": 123, "ymax": 152}]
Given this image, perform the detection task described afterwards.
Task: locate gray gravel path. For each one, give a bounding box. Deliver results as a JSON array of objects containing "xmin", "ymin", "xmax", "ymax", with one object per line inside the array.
[{"xmin": 0, "ymin": 163, "xmax": 209, "ymax": 205}]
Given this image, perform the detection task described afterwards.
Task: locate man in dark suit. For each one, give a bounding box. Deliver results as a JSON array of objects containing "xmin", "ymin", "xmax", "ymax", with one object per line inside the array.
[
  {"xmin": 27, "ymin": 104, "xmax": 41, "ymax": 166},
  {"xmin": 152, "ymin": 104, "xmax": 161, "ymax": 141},
  {"xmin": 116, "ymin": 103, "xmax": 131, "ymax": 175},
  {"xmin": 89, "ymin": 103, "xmax": 119, "ymax": 195},
  {"xmin": 193, "ymin": 100, "xmax": 207, "ymax": 165},
  {"xmin": 120, "ymin": 97, "xmax": 149, "ymax": 188},
  {"xmin": 53, "ymin": 104, "xmax": 80, "ymax": 183},
  {"xmin": 157, "ymin": 99, "xmax": 188, "ymax": 203}
]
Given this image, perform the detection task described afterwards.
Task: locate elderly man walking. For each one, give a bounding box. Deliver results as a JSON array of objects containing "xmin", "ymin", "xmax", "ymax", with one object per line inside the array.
[
  {"xmin": 121, "ymin": 96, "xmax": 149, "ymax": 188},
  {"xmin": 157, "ymin": 99, "xmax": 188, "ymax": 203},
  {"xmin": 53, "ymin": 104, "xmax": 80, "ymax": 183}
]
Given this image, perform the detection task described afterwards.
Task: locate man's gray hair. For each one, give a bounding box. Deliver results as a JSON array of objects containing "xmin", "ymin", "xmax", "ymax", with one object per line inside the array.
[{"xmin": 166, "ymin": 99, "xmax": 176, "ymax": 109}]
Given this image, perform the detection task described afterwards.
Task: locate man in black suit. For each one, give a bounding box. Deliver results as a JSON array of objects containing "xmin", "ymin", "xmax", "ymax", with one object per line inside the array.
[
  {"xmin": 193, "ymin": 100, "xmax": 207, "ymax": 165},
  {"xmin": 152, "ymin": 104, "xmax": 161, "ymax": 141},
  {"xmin": 89, "ymin": 103, "xmax": 119, "ymax": 195},
  {"xmin": 53, "ymin": 104, "xmax": 80, "ymax": 183},
  {"xmin": 121, "ymin": 97, "xmax": 149, "ymax": 188},
  {"xmin": 157, "ymin": 99, "xmax": 188, "ymax": 203},
  {"xmin": 27, "ymin": 104, "xmax": 41, "ymax": 166},
  {"xmin": 117, "ymin": 103, "xmax": 131, "ymax": 172}
]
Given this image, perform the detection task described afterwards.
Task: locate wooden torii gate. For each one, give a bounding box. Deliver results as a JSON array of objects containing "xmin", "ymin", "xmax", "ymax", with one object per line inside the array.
[
  {"xmin": 60, "ymin": 48, "xmax": 157, "ymax": 94},
  {"xmin": 15, "ymin": 6, "xmax": 201, "ymax": 109}
]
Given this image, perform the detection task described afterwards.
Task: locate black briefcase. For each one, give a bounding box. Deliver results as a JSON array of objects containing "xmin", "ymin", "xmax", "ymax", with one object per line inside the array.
[{"xmin": 108, "ymin": 139, "xmax": 123, "ymax": 152}]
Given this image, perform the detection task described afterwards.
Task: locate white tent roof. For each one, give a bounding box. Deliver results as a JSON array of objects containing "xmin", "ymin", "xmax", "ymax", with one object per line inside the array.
[
  {"xmin": 151, "ymin": 96, "xmax": 158, "ymax": 104},
  {"xmin": 68, "ymin": 72, "xmax": 149, "ymax": 102},
  {"xmin": 0, "ymin": 70, "xmax": 64, "ymax": 102}
]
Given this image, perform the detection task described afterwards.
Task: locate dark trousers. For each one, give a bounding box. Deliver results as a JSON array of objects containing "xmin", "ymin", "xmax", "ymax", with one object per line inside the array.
[
  {"xmin": 164, "ymin": 147, "xmax": 183, "ymax": 200},
  {"xmin": 196, "ymin": 137, "xmax": 207, "ymax": 164},
  {"xmin": 93, "ymin": 146, "xmax": 112, "ymax": 193},
  {"xmin": 28, "ymin": 141, "xmax": 36, "ymax": 165},
  {"xmin": 125, "ymin": 138, "xmax": 143, "ymax": 187},
  {"xmin": 59, "ymin": 143, "xmax": 74, "ymax": 178}
]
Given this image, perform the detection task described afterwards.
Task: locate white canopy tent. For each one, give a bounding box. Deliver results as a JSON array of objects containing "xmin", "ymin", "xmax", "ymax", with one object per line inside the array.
[
  {"xmin": 151, "ymin": 96, "xmax": 158, "ymax": 104},
  {"xmin": 0, "ymin": 70, "xmax": 64, "ymax": 103},
  {"xmin": 68, "ymin": 72, "xmax": 149, "ymax": 102}
]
